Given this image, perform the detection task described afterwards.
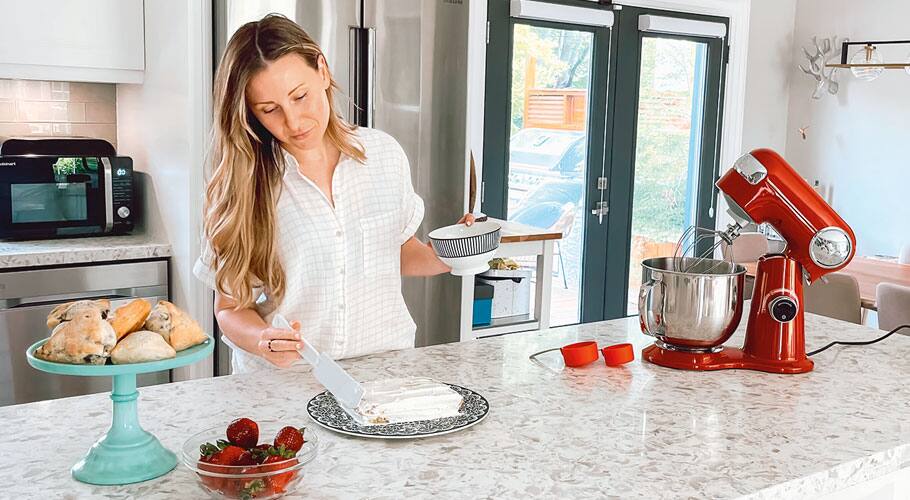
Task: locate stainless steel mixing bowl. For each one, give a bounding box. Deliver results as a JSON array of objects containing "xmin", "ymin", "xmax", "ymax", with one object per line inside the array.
[{"xmin": 638, "ymin": 257, "xmax": 746, "ymax": 352}]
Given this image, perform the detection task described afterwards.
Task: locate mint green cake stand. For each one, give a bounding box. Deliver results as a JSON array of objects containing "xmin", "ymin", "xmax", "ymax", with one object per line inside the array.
[{"xmin": 26, "ymin": 336, "xmax": 214, "ymax": 486}]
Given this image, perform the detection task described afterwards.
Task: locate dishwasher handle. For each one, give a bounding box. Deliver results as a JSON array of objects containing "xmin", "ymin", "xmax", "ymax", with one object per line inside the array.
[{"xmin": 0, "ymin": 286, "xmax": 167, "ymax": 311}]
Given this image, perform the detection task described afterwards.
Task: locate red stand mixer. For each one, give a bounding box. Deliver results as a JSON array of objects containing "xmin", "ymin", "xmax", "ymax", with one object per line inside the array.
[{"xmin": 640, "ymin": 149, "xmax": 856, "ymax": 374}]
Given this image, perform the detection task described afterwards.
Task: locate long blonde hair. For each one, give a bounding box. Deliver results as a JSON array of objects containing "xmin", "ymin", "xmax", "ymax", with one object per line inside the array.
[{"xmin": 206, "ymin": 14, "xmax": 365, "ymax": 309}]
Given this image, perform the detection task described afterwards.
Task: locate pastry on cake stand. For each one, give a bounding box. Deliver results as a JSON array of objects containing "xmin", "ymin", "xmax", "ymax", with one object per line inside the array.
[{"xmin": 26, "ymin": 336, "xmax": 214, "ymax": 485}]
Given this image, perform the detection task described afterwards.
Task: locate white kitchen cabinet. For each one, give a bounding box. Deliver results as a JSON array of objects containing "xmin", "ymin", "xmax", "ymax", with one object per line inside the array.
[{"xmin": 0, "ymin": 0, "xmax": 144, "ymax": 83}]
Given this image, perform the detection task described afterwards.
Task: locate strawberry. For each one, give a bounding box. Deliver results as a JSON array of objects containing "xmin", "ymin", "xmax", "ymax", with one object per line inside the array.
[
  {"xmin": 234, "ymin": 450, "xmax": 256, "ymax": 466},
  {"xmin": 250, "ymin": 444, "xmax": 272, "ymax": 464},
  {"xmin": 273, "ymin": 426, "xmax": 306, "ymax": 453},
  {"xmin": 260, "ymin": 453, "xmax": 299, "ymax": 494},
  {"xmin": 200, "ymin": 441, "xmax": 242, "ymax": 465},
  {"xmin": 213, "ymin": 444, "xmax": 245, "ymax": 466},
  {"xmin": 227, "ymin": 418, "xmax": 259, "ymax": 449},
  {"xmin": 237, "ymin": 477, "xmax": 268, "ymax": 499},
  {"xmin": 198, "ymin": 440, "xmax": 246, "ymax": 492},
  {"xmin": 197, "ymin": 455, "xmax": 224, "ymax": 491}
]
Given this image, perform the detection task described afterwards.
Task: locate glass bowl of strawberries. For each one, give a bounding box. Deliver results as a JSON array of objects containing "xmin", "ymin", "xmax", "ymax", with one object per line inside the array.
[{"xmin": 181, "ymin": 418, "xmax": 318, "ymax": 499}]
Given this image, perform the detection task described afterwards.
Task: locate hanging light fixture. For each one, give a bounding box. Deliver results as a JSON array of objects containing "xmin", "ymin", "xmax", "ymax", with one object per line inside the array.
[
  {"xmin": 849, "ymin": 44, "xmax": 884, "ymax": 81},
  {"xmin": 826, "ymin": 40, "xmax": 910, "ymax": 80}
]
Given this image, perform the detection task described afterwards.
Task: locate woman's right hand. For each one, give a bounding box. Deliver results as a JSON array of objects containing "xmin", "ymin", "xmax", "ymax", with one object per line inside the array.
[{"xmin": 257, "ymin": 320, "xmax": 303, "ymax": 368}]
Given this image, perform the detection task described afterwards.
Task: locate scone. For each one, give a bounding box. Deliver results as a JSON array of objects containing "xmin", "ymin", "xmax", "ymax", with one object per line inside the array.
[
  {"xmin": 46, "ymin": 299, "xmax": 111, "ymax": 329},
  {"xmin": 110, "ymin": 330, "xmax": 176, "ymax": 364},
  {"xmin": 143, "ymin": 301, "xmax": 207, "ymax": 351},
  {"xmin": 36, "ymin": 307, "xmax": 116, "ymax": 364},
  {"xmin": 108, "ymin": 299, "xmax": 152, "ymax": 340}
]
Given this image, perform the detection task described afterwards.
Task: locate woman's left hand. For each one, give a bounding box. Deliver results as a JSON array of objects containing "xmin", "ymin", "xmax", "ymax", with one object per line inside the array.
[
  {"xmin": 457, "ymin": 213, "xmax": 476, "ymax": 226},
  {"xmin": 401, "ymin": 213, "xmax": 477, "ymax": 276}
]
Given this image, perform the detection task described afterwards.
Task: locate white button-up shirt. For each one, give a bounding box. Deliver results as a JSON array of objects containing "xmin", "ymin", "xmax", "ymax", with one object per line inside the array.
[{"xmin": 194, "ymin": 128, "xmax": 424, "ymax": 373}]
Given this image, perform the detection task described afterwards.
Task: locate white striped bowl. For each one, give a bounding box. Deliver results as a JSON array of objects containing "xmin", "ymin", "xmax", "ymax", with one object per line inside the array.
[{"xmin": 428, "ymin": 221, "xmax": 501, "ymax": 258}]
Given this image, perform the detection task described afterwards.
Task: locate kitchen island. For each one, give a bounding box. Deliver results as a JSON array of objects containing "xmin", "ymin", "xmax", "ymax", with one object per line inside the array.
[{"xmin": 1, "ymin": 312, "xmax": 908, "ymax": 499}]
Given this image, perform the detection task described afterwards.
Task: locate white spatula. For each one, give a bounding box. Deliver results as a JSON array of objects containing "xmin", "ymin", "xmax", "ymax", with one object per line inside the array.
[{"xmin": 271, "ymin": 314, "xmax": 364, "ymax": 409}]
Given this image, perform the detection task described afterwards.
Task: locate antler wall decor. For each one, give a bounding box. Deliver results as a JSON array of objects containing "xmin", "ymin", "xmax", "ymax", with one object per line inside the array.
[{"xmin": 798, "ymin": 36, "xmax": 844, "ymax": 100}]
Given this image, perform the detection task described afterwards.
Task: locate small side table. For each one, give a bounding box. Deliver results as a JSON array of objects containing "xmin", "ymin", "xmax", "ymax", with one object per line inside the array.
[{"xmin": 458, "ymin": 218, "xmax": 562, "ymax": 341}]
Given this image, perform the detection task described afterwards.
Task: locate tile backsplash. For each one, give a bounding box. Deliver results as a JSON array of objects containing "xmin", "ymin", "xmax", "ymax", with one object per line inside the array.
[{"xmin": 0, "ymin": 79, "xmax": 117, "ymax": 149}]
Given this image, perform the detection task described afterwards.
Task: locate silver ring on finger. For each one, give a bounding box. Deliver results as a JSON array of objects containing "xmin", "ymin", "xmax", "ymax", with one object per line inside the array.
[{"xmin": 268, "ymin": 339, "xmax": 275, "ymax": 352}]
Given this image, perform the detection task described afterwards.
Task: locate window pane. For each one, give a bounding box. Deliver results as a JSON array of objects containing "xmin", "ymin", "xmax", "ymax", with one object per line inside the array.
[
  {"xmin": 627, "ymin": 37, "xmax": 708, "ymax": 315},
  {"xmin": 506, "ymin": 24, "xmax": 593, "ymax": 327}
]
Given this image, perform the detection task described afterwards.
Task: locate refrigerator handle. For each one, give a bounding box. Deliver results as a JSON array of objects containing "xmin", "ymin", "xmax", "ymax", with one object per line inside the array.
[{"xmin": 349, "ymin": 26, "xmax": 376, "ymax": 127}]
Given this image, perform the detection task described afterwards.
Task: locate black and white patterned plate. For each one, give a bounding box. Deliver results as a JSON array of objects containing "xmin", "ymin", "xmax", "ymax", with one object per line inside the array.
[{"xmin": 306, "ymin": 384, "xmax": 489, "ymax": 439}]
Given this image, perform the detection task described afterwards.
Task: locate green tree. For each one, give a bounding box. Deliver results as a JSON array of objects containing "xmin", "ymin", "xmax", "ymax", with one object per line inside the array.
[
  {"xmin": 510, "ymin": 26, "xmax": 594, "ymax": 135},
  {"xmin": 631, "ymin": 38, "xmax": 701, "ymax": 244}
]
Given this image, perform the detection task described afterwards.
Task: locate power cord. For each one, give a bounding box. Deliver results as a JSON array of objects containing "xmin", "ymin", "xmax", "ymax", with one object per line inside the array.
[{"xmin": 807, "ymin": 324, "xmax": 910, "ymax": 357}]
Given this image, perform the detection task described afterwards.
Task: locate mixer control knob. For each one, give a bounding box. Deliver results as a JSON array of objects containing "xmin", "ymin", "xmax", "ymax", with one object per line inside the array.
[{"xmin": 769, "ymin": 296, "xmax": 798, "ymax": 323}]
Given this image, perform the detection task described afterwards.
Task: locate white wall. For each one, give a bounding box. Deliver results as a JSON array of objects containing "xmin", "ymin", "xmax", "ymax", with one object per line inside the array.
[
  {"xmin": 740, "ymin": 0, "xmax": 797, "ymax": 153},
  {"xmin": 117, "ymin": 0, "xmax": 213, "ymax": 379},
  {"xmin": 784, "ymin": 0, "xmax": 910, "ymax": 257}
]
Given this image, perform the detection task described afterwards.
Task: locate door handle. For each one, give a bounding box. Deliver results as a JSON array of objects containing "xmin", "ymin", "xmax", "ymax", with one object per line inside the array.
[
  {"xmin": 349, "ymin": 26, "xmax": 376, "ymax": 127},
  {"xmin": 591, "ymin": 176, "xmax": 609, "ymax": 224},
  {"xmin": 101, "ymin": 157, "xmax": 114, "ymax": 232},
  {"xmin": 591, "ymin": 201, "xmax": 609, "ymax": 223}
]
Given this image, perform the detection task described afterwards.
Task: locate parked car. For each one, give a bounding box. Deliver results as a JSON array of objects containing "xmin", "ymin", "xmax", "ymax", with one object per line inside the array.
[
  {"xmin": 509, "ymin": 128, "xmax": 586, "ymax": 177},
  {"xmin": 508, "ymin": 128, "xmax": 586, "ymax": 211}
]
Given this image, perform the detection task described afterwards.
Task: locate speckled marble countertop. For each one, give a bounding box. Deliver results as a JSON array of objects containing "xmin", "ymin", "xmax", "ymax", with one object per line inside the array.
[
  {"xmin": 0, "ymin": 234, "xmax": 171, "ymax": 269},
  {"xmin": 0, "ymin": 311, "xmax": 908, "ymax": 499}
]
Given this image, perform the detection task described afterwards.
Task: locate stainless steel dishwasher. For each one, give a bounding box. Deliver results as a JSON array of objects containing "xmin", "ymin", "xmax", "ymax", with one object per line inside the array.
[{"xmin": 0, "ymin": 260, "xmax": 169, "ymax": 406}]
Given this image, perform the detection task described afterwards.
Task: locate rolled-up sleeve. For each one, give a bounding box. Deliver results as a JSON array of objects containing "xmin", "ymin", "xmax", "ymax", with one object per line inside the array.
[
  {"xmin": 193, "ymin": 235, "xmax": 265, "ymax": 301},
  {"xmin": 396, "ymin": 145, "xmax": 425, "ymax": 244},
  {"xmin": 193, "ymin": 237, "xmax": 218, "ymax": 291}
]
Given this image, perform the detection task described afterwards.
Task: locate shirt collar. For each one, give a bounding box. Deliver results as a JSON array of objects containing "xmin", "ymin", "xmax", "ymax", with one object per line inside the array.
[{"xmin": 281, "ymin": 147, "xmax": 351, "ymax": 179}]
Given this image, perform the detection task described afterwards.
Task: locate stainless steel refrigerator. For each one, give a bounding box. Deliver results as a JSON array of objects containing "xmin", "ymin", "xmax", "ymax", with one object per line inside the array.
[{"xmin": 212, "ymin": 0, "xmax": 470, "ymax": 375}]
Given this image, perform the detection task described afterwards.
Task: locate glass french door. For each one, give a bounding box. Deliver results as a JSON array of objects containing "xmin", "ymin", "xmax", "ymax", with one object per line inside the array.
[
  {"xmin": 611, "ymin": 7, "xmax": 728, "ymax": 317},
  {"xmin": 483, "ymin": 0, "xmax": 612, "ymax": 327},
  {"xmin": 484, "ymin": 1, "xmax": 728, "ymax": 324}
]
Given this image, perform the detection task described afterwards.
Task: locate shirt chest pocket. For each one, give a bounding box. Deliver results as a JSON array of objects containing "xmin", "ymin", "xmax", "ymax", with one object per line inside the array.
[{"xmin": 359, "ymin": 211, "xmax": 399, "ymax": 277}]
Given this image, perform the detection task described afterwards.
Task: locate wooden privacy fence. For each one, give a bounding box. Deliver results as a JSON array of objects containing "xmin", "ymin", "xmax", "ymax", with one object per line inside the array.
[{"xmin": 523, "ymin": 58, "xmax": 587, "ymax": 131}]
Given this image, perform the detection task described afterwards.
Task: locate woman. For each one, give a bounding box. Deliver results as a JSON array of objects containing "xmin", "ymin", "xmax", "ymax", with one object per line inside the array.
[{"xmin": 193, "ymin": 14, "xmax": 472, "ymax": 373}]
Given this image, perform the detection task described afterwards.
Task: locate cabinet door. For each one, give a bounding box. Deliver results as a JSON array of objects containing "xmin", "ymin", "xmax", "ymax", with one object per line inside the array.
[{"xmin": 0, "ymin": 0, "xmax": 144, "ymax": 83}]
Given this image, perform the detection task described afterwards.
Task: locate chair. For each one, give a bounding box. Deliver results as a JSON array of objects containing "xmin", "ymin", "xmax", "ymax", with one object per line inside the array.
[
  {"xmin": 803, "ymin": 273, "xmax": 862, "ymax": 324},
  {"xmin": 550, "ymin": 203, "xmax": 576, "ymax": 288},
  {"xmin": 510, "ymin": 201, "xmax": 576, "ymax": 289},
  {"xmin": 876, "ymin": 282, "xmax": 910, "ymax": 332},
  {"xmin": 510, "ymin": 180, "xmax": 584, "ymax": 289},
  {"xmin": 899, "ymin": 245, "xmax": 910, "ymax": 265},
  {"xmin": 723, "ymin": 232, "xmax": 769, "ymax": 299},
  {"xmin": 728, "ymin": 232, "xmax": 770, "ymax": 262}
]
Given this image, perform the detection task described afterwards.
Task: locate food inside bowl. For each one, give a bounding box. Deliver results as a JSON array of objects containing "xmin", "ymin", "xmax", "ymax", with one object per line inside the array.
[
  {"xmin": 183, "ymin": 418, "xmax": 317, "ymax": 499},
  {"xmin": 488, "ymin": 258, "xmax": 520, "ymax": 271}
]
